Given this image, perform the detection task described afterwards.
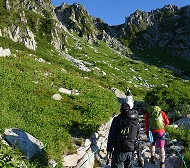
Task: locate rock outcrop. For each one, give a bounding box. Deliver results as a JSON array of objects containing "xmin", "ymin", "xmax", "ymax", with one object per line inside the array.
[
  {"xmin": 3, "ymin": 128, "xmax": 44, "ymax": 160},
  {"xmin": 0, "ymin": 47, "xmax": 11, "ymax": 57}
]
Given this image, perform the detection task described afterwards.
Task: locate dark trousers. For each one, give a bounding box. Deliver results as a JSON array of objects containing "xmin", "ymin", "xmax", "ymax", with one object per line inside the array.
[{"xmin": 111, "ymin": 148, "xmax": 133, "ymax": 168}]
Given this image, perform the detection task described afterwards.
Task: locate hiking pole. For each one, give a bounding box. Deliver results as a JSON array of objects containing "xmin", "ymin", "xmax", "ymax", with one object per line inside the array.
[
  {"xmin": 136, "ymin": 125, "xmax": 144, "ymax": 168},
  {"xmin": 106, "ymin": 151, "xmax": 112, "ymax": 166},
  {"xmin": 106, "ymin": 160, "xmax": 109, "ymax": 165}
]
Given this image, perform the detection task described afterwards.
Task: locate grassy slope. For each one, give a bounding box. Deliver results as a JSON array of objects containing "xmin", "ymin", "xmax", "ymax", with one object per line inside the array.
[
  {"xmin": 1, "ymin": 31, "xmax": 190, "ymax": 165},
  {"xmin": 132, "ymin": 47, "xmax": 190, "ymax": 73}
]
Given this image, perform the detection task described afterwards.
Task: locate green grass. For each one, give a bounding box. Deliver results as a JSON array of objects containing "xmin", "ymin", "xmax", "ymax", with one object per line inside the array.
[
  {"xmin": 1, "ymin": 27, "xmax": 190, "ymax": 167},
  {"xmin": 0, "ymin": 48, "xmax": 120, "ymax": 164},
  {"xmin": 131, "ymin": 47, "xmax": 190, "ymax": 73}
]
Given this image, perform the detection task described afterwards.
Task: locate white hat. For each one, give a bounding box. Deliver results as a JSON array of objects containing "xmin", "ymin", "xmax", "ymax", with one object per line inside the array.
[{"xmin": 126, "ymin": 96, "xmax": 134, "ymax": 109}]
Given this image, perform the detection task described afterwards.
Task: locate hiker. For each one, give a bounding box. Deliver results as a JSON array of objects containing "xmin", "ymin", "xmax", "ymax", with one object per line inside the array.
[
  {"xmin": 106, "ymin": 100, "xmax": 139, "ymax": 168},
  {"xmin": 125, "ymin": 87, "xmax": 134, "ymax": 109},
  {"xmin": 144, "ymin": 101, "xmax": 169, "ymax": 168}
]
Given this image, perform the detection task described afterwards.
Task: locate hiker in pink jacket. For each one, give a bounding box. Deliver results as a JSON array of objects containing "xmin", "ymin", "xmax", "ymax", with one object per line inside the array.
[{"xmin": 144, "ymin": 101, "xmax": 169, "ymax": 168}]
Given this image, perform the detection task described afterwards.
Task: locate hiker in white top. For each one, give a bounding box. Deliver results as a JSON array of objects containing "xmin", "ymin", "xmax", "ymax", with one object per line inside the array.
[{"xmin": 125, "ymin": 87, "xmax": 134, "ymax": 109}]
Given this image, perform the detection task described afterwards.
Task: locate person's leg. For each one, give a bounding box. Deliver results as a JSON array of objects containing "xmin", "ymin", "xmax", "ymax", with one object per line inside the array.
[
  {"xmin": 156, "ymin": 133, "xmax": 166, "ymax": 167},
  {"xmin": 124, "ymin": 152, "xmax": 133, "ymax": 168},
  {"xmin": 150, "ymin": 143, "xmax": 156, "ymax": 164},
  {"xmin": 150, "ymin": 132, "xmax": 157, "ymax": 164},
  {"xmin": 158, "ymin": 148, "xmax": 166, "ymax": 167},
  {"xmin": 150, "ymin": 143, "xmax": 155, "ymax": 157},
  {"xmin": 158, "ymin": 147, "xmax": 165, "ymax": 162},
  {"xmin": 111, "ymin": 149, "xmax": 127, "ymax": 168}
]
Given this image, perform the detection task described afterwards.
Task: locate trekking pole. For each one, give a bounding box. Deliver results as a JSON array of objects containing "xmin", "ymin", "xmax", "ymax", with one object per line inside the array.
[
  {"xmin": 136, "ymin": 124, "xmax": 144, "ymax": 168},
  {"xmin": 138, "ymin": 142, "xmax": 144, "ymax": 168},
  {"xmin": 106, "ymin": 160, "xmax": 109, "ymax": 165}
]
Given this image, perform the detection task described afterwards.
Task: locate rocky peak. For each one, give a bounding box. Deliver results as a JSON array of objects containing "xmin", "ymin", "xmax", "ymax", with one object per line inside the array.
[
  {"xmin": 162, "ymin": 4, "xmax": 179, "ymax": 12},
  {"xmin": 119, "ymin": 4, "xmax": 190, "ymax": 61},
  {"xmin": 54, "ymin": 2, "xmax": 99, "ymax": 44},
  {"xmin": 1, "ymin": 1, "xmax": 190, "ymax": 67},
  {"xmin": 124, "ymin": 4, "xmax": 180, "ymax": 31},
  {"xmin": 72, "ymin": 3, "xmax": 87, "ymax": 13},
  {"xmin": 55, "ymin": 2, "xmax": 88, "ymax": 27}
]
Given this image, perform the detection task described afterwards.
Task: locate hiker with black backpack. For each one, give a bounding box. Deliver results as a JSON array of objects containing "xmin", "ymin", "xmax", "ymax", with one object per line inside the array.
[
  {"xmin": 106, "ymin": 100, "xmax": 139, "ymax": 168},
  {"xmin": 144, "ymin": 101, "xmax": 169, "ymax": 168}
]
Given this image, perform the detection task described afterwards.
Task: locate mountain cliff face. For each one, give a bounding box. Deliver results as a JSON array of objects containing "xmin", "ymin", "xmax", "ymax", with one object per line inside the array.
[
  {"xmin": 54, "ymin": 3, "xmax": 99, "ymax": 44},
  {"xmin": 126, "ymin": 5, "xmax": 190, "ymax": 61},
  {"xmin": 1, "ymin": 1, "xmax": 190, "ymax": 66},
  {"xmin": 93, "ymin": 4, "xmax": 190, "ymax": 61}
]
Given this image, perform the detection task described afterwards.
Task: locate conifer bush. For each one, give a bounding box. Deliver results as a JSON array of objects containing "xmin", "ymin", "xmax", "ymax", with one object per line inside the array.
[{"xmin": 144, "ymin": 84, "xmax": 190, "ymax": 113}]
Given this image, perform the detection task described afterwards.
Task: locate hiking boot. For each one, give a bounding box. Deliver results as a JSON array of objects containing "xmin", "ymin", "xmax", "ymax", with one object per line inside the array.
[
  {"xmin": 160, "ymin": 162, "xmax": 165, "ymax": 168},
  {"xmin": 150, "ymin": 156, "xmax": 155, "ymax": 164}
]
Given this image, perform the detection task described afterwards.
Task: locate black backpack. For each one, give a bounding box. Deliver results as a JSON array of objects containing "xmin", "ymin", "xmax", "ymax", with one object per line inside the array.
[{"xmin": 116, "ymin": 109, "xmax": 139, "ymax": 152}]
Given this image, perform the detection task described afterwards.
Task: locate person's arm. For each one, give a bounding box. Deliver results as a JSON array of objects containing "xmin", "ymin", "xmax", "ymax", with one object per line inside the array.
[
  {"xmin": 162, "ymin": 111, "xmax": 169, "ymax": 127},
  {"xmin": 107, "ymin": 117, "xmax": 118, "ymax": 153}
]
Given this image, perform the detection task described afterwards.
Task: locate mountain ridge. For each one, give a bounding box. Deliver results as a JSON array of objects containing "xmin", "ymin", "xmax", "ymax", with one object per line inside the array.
[{"xmin": 1, "ymin": 0, "xmax": 190, "ymax": 167}]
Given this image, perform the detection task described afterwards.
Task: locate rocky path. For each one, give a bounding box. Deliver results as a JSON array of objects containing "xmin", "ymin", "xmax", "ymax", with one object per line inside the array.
[
  {"xmin": 64, "ymin": 88, "xmax": 185, "ymax": 168},
  {"xmin": 98, "ymin": 88, "xmax": 184, "ymax": 168}
]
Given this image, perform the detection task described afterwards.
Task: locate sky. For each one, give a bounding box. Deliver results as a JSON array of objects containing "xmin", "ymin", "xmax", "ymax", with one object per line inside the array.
[{"xmin": 51, "ymin": 0, "xmax": 190, "ymax": 26}]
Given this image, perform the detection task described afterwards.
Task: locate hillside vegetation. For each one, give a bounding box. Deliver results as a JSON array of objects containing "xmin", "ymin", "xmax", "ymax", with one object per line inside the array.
[
  {"xmin": 1, "ymin": 32, "xmax": 190, "ymax": 166},
  {"xmin": 1, "ymin": 0, "xmax": 190, "ymax": 167}
]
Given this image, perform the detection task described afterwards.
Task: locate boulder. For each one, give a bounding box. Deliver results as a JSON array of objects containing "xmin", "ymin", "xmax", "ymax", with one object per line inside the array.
[
  {"xmin": 174, "ymin": 116, "xmax": 190, "ymax": 129},
  {"xmin": 3, "ymin": 128, "xmax": 44, "ymax": 160},
  {"xmin": 62, "ymin": 154, "xmax": 78, "ymax": 167},
  {"xmin": 0, "ymin": 47, "xmax": 11, "ymax": 57},
  {"xmin": 52, "ymin": 93, "xmax": 62, "ymax": 100}
]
